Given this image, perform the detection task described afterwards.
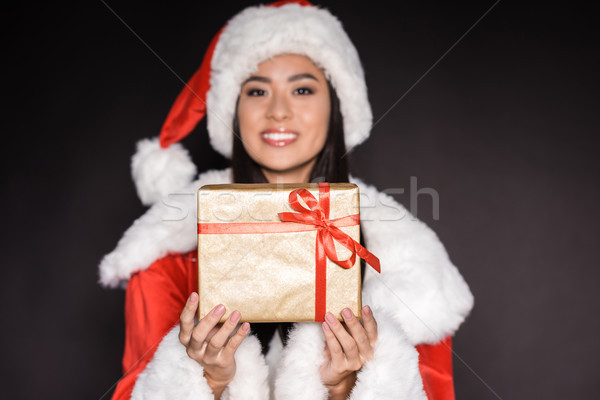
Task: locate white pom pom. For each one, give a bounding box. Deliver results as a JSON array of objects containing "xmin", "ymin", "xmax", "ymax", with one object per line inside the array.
[{"xmin": 131, "ymin": 137, "xmax": 197, "ymax": 206}]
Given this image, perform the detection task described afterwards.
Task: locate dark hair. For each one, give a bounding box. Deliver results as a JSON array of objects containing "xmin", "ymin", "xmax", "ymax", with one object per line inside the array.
[{"xmin": 231, "ymin": 79, "xmax": 349, "ymax": 184}]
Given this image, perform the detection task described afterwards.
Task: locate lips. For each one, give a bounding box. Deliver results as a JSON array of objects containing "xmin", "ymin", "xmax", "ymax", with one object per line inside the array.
[{"xmin": 261, "ymin": 130, "xmax": 298, "ymax": 147}]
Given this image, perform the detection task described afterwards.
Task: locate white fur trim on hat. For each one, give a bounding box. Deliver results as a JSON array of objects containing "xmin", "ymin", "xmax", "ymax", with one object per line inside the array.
[
  {"xmin": 207, "ymin": 3, "xmax": 372, "ymax": 158},
  {"xmin": 131, "ymin": 137, "xmax": 197, "ymax": 206}
]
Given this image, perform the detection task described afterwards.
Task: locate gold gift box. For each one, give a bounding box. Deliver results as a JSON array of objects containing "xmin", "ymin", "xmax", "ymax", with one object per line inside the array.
[{"xmin": 197, "ymin": 183, "xmax": 363, "ymax": 323}]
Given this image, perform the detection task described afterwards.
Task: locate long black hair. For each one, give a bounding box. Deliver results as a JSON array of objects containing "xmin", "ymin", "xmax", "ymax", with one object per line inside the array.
[{"xmin": 231, "ymin": 79, "xmax": 349, "ymax": 184}]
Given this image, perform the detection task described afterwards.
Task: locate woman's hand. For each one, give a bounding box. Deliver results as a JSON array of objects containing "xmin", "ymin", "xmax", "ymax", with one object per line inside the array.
[
  {"xmin": 179, "ymin": 292, "xmax": 250, "ymax": 399},
  {"xmin": 320, "ymin": 305, "xmax": 378, "ymax": 400}
]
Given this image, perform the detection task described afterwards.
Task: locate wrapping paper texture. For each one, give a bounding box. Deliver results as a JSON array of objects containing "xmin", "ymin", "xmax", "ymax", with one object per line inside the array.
[{"xmin": 197, "ymin": 183, "xmax": 362, "ymax": 322}]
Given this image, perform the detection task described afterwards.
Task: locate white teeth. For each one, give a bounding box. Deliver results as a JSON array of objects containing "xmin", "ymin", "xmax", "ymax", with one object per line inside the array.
[{"xmin": 262, "ymin": 133, "xmax": 297, "ymax": 140}]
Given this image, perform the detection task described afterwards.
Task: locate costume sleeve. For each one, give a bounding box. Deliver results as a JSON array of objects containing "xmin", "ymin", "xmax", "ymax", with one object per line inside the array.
[
  {"xmin": 416, "ymin": 337, "xmax": 455, "ymax": 400},
  {"xmin": 110, "ymin": 253, "xmax": 269, "ymax": 400},
  {"xmin": 110, "ymin": 252, "xmax": 196, "ymax": 400}
]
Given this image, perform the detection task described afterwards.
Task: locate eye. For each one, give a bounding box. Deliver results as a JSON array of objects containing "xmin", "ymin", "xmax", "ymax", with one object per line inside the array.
[
  {"xmin": 294, "ymin": 87, "xmax": 313, "ymax": 95},
  {"xmin": 246, "ymin": 88, "xmax": 267, "ymax": 96}
]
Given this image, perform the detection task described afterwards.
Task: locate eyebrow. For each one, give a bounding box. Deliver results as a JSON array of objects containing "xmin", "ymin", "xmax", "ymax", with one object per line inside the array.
[{"xmin": 242, "ymin": 73, "xmax": 319, "ymax": 85}]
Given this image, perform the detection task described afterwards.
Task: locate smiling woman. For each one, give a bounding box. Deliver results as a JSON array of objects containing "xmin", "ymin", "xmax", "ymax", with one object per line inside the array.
[
  {"xmin": 237, "ymin": 54, "xmax": 332, "ymax": 183},
  {"xmin": 99, "ymin": 1, "xmax": 474, "ymax": 399}
]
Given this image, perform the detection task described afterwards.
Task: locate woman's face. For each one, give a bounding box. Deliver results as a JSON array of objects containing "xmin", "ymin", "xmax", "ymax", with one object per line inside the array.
[{"xmin": 237, "ymin": 54, "xmax": 331, "ymax": 183}]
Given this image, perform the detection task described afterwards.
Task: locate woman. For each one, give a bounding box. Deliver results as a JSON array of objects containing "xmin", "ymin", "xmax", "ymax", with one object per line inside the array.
[{"xmin": 100, "ymin": 2, "xmax": 474, "ymax": 399}]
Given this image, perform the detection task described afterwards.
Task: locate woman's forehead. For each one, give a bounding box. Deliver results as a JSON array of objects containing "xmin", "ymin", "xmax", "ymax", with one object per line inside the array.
[{"xmin": 247, "ymin": 54, "xmax": 327, "ymax": 80}]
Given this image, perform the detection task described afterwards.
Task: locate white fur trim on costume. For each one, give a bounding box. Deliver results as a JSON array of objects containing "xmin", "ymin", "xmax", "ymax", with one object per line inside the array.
[
  {"xmin": 223, "ymin": 330, "xmax": 271, "ymax": 400},
  {"xmin": 207, "ymin": 3, "xmax": 372, "ymax": 158},
  {"xmin": 100, "ymin": 169, "xmax": 473, "ymax": 344},
  {"xmin": 265, "ymin": 331, "xmax": 284, "ymax": 397},
  {"xmin": 269, "ymin": 314, "xmax": 426, "ymax": 400},
  {"xmin": 273, "ymin": 323, "xmax": 328, "ymax": 400},
  {"xmin": 349, "ymin": 308, "xmax": 427, "ymax": 399},
  {"xmin": 131, "ymin": 137, "xmax": 197, "ymax": 206},
  {"xmin": 131, "ymin": 325, "xmax": 269, "ymax": 400},
  {"xmin": 131, "ymin": 325, "xmax": 213, "ymax": 399},
  {"xmin": 98, "ymin": 168, "xmax": 231, "ymax": 288},
  {"xmin": 354, "ymin": 176, "xmax": 474, "ymax": 345}
]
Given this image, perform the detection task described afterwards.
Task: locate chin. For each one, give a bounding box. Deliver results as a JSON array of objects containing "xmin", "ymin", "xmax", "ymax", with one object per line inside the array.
[
  {"xmin": 261, "ymin": 160, "xmax": 315, "ymax": 180},
  {"xmin": 262, "ymin": 159, "xmax": 303, "ymax": 172},
  {"xmin": 263, "ymin": 165, "xmax": 300, "ymax": 175}
]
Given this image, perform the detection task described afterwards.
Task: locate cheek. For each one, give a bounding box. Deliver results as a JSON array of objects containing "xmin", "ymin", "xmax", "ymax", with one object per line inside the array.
[
  {"xmin": 237, "ymin": 102, "xmax": 258, "ymax": 141},
  {"xmin": 306, "ymin": 98, "xmax": 331, "ymax": 142}
]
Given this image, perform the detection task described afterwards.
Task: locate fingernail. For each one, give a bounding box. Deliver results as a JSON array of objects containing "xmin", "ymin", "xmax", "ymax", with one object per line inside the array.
[
  {"xmin": 342, "ymin": 308, "xmax": 353, "ymax": 320},
  {"xmin": 229, "ymin": 310, "xmax": 241, "ymax": 323},
  {"xmin": 213, "ymin": 304, "xmax": 226, "ymax": 317},
  {"xmin": 241, "ymin": 322, "xmax": 250, "ymax": 332},
  {"xmin": 322, "ymin": 322, "xmax": 330, "ymax": 332},
  {"xmin": 189, "ymin": 292, "xmax": 198, "ymax": 303},
  {"xmin": 325, "ymin": 312, "xmax": 337, "ymax": 324},
  {"xmin": 363, "ymin": 305, "xmax": 371, "ymax": 315}
]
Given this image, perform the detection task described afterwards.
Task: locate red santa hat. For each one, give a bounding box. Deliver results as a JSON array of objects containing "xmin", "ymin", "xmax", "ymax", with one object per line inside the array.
[{"xmin": 132, "ymin": 0, "xmax": 372, "ymax": 205}]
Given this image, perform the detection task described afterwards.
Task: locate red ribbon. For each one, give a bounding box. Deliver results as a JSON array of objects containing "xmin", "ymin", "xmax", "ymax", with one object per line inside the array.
[
  {"xmin": 278, "ymin": 183, "xmax": 381, "ymax": 321},
  {"xmin": 198, "ymin": 182, "xmax": 381, "ymax": 322}
]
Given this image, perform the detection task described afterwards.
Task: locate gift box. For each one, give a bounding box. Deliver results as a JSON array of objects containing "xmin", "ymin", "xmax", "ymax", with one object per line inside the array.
[{"xmin": 197, "ymin": 182, "xmax": 380, "ymax": 323}]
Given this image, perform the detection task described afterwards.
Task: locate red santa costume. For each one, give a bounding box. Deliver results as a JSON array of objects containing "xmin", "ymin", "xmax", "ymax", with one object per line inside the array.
[{"xmin": 99, "ymin": 1, "xmax": 474, "ymax": 399}]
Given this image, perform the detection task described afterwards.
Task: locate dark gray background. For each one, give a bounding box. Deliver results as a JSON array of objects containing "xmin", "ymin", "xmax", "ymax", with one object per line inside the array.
[{"xmin": 2, "ymin": 1, "xmax": 598, "ymax": 399}]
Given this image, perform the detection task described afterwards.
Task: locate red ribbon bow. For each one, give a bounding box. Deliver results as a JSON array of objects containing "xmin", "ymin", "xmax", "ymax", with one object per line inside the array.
[{"xmin": 278, "ymin": 183, "xmax": 381, "ymax": 321}]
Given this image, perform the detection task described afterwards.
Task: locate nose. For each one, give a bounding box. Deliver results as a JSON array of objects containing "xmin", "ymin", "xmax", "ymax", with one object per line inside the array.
[{"xmin": 266, "ymin": 91, "xmax": 292, "ymax": 121}]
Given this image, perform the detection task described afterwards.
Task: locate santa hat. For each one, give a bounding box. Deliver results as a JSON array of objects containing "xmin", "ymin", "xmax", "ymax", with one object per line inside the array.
[{"xmin": 132, "ymin": 0, "xmax": 372, "ymax": 205}]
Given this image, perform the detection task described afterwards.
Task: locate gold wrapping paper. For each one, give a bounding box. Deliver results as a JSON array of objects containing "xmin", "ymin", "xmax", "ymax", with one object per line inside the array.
[{"xmin": 197, "ymin": 183, "xmax": 362, "ymax": 323}]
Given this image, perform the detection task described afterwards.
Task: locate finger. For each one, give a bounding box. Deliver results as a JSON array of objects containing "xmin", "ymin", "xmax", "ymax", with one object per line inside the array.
[
  {"xmin": 188, "ymin": 304, "xmax": 226, "ymax": 351},
  {"xmin": 322, "ymin": 345, "xmax": 332, "ymax": 362},
  {"xmin": 204, "ymin": 324, "xmax": 222, "ymax": 344},
  {"xmin": 325, "ymin": 312, "xmax": 359, "ymax": 361},
  {"xmin": 341, "ymin": 308, "xmax": 372, "ymax": 358},
  {"xmin": 322, "ymin": 320, "xmax": 344, "ymax": 365},
  {"xmin": 222, "ymin": 321, "xmax": 250, "ymax": 359},
  {"xmin": 204, "ymin": 310, "xmax": 242, "ymax": 359},
  {"xmin": 361, "ymin": 305, "xmax": 378, "ymax": 344},
  {"xmin": 179, "ymin": 292, "xmax": 199, "ymax": 345}
]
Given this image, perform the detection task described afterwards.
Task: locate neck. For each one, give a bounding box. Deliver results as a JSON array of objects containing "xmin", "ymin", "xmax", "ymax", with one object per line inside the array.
[
  {"xmin": 261, "ymin": 159, "xmax": 316, "ymax": 184},
  {"xmin": 262, "ymin": 169, "xmax": 309, "ymax": 184}
]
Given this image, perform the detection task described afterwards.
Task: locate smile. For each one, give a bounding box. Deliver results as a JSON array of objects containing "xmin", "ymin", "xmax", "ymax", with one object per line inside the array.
[{"xmin": 261, "ymin": 132, "xmax": 298, "ymax": 147}]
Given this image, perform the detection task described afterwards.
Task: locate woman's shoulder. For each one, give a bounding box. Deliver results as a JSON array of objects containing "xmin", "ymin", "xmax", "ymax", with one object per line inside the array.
[
  {"xmin": 128, "ymin": 250, "xmax": 198, "ymax": 294},
  {"xmin": 135, "ymin": 251, "xmax": 197, "ymax": 279},
  {"xmin": 351, "ymin": 175, "xmax": 474, "ymax": 345},
  {"xmin": 98, "ymin": 168, "xmax": 232, "ymax": 289},
  {"xmin": 350, "ymin": 174, "xmax": 450, "ymax": 254}
]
